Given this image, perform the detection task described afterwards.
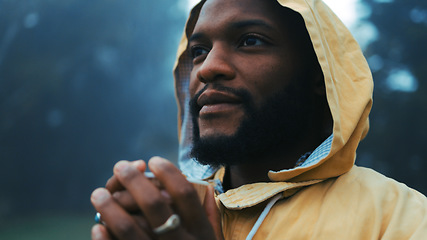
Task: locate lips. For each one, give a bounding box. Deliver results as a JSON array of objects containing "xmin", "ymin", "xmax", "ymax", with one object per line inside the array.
[
  {"xmin": 197, "ymin": 89, "xmax": 242, "ymax": 115},
  {"xmin": 197, "ymin": 89, "xmax": 241, "ymax": 107}
]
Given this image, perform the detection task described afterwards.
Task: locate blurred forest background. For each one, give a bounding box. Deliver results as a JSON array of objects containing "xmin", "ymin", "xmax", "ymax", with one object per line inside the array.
[{"xmin": 0, "ymin": 0, "xmax": 426, "ymax": 239}]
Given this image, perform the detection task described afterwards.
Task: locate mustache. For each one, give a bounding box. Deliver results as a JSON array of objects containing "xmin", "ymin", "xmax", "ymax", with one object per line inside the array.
[{"xmin": 189, "ymin": 84, "xmax": 254, "ymax": 115}]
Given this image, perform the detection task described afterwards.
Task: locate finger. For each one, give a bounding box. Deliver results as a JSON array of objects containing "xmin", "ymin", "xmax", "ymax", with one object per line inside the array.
[
  {"xmin": 106, "ymin": 175, "xmax": 124, "ymax": 192},
  {"xmin": 204, "ymin": 185, "xmax": 224, "ymax": 240},
  {"xmin": 112, "ymin": 190, "xmax": 139, "ymax": 212},
  {"xmin": 113, "ymin": 190, "xmax": 172, "ymax": 213},
  {"xmin": 91, "ymin": 188, "xmax": 149, "ymax": 240},
  {"xmin": 106, "ymin": 160, "xmax": 146, "ymax": 192},
  {"xmin": 148, "ymin": 157, "xmax": 215, "ymax": 236},
  {"xmin": 95, "ymin": 210, "xmax": 156, "ymax": 239},
  {"xmin": 132, "ymin": 214, "xmax": 157, "ymax": 239},
  {"xmin": 113, "ymin": 160, "xmax": 185, "ymax": 238},
  {"xmin": 92, "ymin": 224, "xmax": 114, "ymax": 240}
]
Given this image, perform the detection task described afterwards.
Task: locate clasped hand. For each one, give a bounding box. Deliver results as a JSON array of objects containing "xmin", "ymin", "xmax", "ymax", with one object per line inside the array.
[{"xmin": 90, "ymin": 156, "xmax": 223, "ymax": 240}]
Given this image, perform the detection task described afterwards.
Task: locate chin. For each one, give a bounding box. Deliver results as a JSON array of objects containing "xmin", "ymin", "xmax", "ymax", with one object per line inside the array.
[
  {"xmin": 198, "ymin": 120, "xmax": 241, "ymax": 139},
  {"xmin": 199, "ymin": 129, "xmax": 236, "ymax": 140}
]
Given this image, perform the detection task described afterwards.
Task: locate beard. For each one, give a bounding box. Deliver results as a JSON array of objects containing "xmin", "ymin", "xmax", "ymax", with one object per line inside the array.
[{"xmin": 189, "ymin": 80, "xmax": 313, "ymax": 168}]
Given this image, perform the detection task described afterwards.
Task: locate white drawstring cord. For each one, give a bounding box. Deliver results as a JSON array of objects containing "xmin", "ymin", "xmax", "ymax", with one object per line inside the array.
[{"xmin": 245, "ymin": 194, "xmax": 282, "ymax": 240}]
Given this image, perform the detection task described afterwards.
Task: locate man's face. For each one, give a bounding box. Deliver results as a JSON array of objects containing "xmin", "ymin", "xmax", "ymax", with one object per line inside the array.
[{"xmin": 188, "ymin": 0, "xmax": 320, "ymax": 165}]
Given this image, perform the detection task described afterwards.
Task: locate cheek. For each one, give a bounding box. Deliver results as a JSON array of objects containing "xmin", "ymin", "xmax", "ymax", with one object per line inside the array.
[
  {"xmin": 246, "ymin": 64, "xmax": 290, "ymax": 105},
  {"xmin": 189, "ymin": 69, "xmax": 200, "ymax": 98}
]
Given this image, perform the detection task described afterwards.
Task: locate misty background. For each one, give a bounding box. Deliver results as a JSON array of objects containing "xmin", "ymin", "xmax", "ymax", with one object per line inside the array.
[{"xmin": 0, "ymin": 0, "xmax": 426, "ymax": 239}]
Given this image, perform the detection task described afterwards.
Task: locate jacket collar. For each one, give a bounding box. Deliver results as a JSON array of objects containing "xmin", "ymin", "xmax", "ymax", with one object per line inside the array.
[{"xmin": 210, "ymin": 167, "xmax": 323, "ymax": 210}]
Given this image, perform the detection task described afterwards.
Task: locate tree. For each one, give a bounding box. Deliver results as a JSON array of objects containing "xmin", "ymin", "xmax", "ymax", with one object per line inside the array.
[
  {"xmin": 357, "ymin": 0, "xmax": 427, "ymax": 194},
  {"xmin": 0, "ymin": 0, "xmax": 186, "ymax": 220}
]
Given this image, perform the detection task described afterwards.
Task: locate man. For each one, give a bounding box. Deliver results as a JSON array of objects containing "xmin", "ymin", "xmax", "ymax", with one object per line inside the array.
[{"xmin": 91, "ymin": 0, "xmax": 427, "ymax": 239}]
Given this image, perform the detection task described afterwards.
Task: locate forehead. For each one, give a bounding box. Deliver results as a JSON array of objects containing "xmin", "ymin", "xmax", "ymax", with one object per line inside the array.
[
  {"xmin": 195, "ymin": 0, "xmax": 288, "ymax": 31},
  {"xmin": 201, "ymin": 0, "xmax": 274, "ymax": 14}
]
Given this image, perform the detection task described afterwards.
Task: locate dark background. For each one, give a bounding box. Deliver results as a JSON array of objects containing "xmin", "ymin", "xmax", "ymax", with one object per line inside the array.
[{"xmin": 0, "ymin": 0, "xmax": 426, "ymax": 239}]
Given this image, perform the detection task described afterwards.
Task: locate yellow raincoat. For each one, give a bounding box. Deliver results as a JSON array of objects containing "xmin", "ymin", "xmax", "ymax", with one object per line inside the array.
[{"xmin": 173, "ymin": 0, "xmax": 427, "ymax": 239}]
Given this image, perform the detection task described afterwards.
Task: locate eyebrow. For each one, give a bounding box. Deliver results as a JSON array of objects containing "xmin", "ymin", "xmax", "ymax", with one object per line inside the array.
[
  {"xmin": 188, "ymin": 19, "xmax": 274, "ymax": 43},
  {"xmin": 230, "ymin": 19, "xmax": 274, "ymax": 30},
  {"xmin": 188, "ymin": 32, "xmax": 205, "ymax": 43}
]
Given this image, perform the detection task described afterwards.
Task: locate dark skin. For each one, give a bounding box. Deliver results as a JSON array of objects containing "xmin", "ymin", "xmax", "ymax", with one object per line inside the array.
[
  {"xmin": 188, "ymin": 0, "xmax": 327, "ymax": 189},
  {"xmin": 90, "ymin": 0, "xmax": 330, "ymax": 239},
  {"xmin": 91, "ymin": 158, "xmax": 222, "ymax": 240}
]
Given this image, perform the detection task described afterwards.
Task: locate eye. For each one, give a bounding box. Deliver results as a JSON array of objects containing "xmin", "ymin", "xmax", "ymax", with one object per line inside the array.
[
  {"xmin": 240, "ymin": 35, "xmax": 266, "ymax": 47},
  {"xmin": 190, "ymin": 46, "xmax": 209, "ymax": 59}
]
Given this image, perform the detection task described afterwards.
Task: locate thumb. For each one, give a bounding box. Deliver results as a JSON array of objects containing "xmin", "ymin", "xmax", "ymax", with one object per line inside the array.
[{"xmin": 203, "ymin": 185, "xmax": 224, "ymax": 240}]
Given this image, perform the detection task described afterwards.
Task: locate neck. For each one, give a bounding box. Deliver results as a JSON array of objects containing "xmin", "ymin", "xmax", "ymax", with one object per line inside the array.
[{"xmin": 224, "ymin": 133, "xmax": 323, "ymax": 190}]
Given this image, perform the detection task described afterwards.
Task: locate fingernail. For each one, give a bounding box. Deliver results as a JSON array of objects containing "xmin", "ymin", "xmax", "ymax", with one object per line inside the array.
[
  {"xmin": 91, "ymin": 224, "xmax": 103, "ymax": 240},
  {"xmin": 91, "ymin": 188, "xmax": 110, "ymax": 204},
  {"xmin": 149, "ymin": 156, "xmax": 167, "ymax": 171},
  {"xmin": 114, "ymin": 160, "xmax": 131, "ymax": 176}
]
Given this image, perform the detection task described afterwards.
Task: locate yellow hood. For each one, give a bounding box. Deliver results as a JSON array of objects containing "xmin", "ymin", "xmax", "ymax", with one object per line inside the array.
[{"xmin": 173, "ymin": 0, "xmax": 373, "ymax": 183}]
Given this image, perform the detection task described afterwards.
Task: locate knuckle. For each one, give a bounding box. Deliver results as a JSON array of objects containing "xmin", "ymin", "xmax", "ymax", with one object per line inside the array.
[
  {"xmin": 119, "ymin": 170, "xmax": 138, "ymax": 182},
  {"xmin": 114, "ymin": 161, "xmax": 141, "ymax": 183},
  {"xmin": 144, "ymin": 194, "xmax": 167, "ymax": 212}
]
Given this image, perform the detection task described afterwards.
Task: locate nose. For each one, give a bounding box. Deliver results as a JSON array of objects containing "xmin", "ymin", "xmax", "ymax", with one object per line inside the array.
[{"xmin": 195, "ymin": 45, "xmax": 235, "ymax": 83}]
